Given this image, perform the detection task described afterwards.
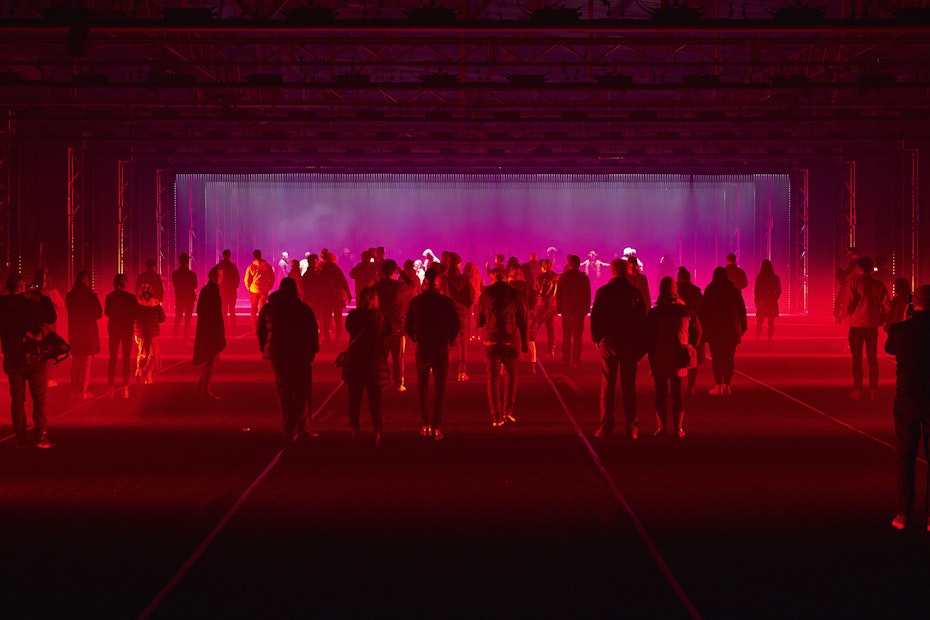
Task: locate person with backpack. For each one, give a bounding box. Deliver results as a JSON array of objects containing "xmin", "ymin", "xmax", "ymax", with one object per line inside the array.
[
  {"xmin": 590, "ymin": 258, "xmax": 647, "ymax": 439},
  {"xmin": 476, "ymin": 266, "xmax": 528, "ymax": 427}
]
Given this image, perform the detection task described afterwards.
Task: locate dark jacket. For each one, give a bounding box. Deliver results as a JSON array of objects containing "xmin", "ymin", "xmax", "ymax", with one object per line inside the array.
[
  {"xmin": 885, "ymin": 311, "xmax": 930, "ymax": 400},
  {"xmin": 343, "ymin": 307, "xmax": 390, "ymax": 383},
  {"xmin": 0, "ymin": 292, "xmax": 57, "ymax": 372},
  {"xmin": 134, "ymin": 293, "xmax": 166, "ymax": 339},
  {"xmin": 172, "ymin": 266, "xmax": 198, "ymax": 305},
  {"xmin": 216, "ymin": 258, "xmax": 240, "ymax": 295},
  {"xmin": 319, "ymin": 262, "xmax": 352, "ymax": 308},
  {"xmin": 405, "ymin": 289, "xmax": 461, "ymax": 358},
  {"xmin": 257, "ymin": 288, "xmax": 320, "ymax": 363},
  {"xmin": 374, "ymin": 274, "xmax": 418, "ymax": 334},
  {"xmin": 646, "ymin": 295, "xmax": 701, "ymax": 378},
  {"xmin": 193, "ymin": 280, "xmax": 226, "ymax": 365},
  {"xmin": 754, "ymin": 272, "xmax": 782, "ymax": 318},
  {"xmin": 590, "ymin": 276, "xmax": 647, "ymax": 356},
  {"xmin": 699, "ymin": 278, "xmax": 747, "ymax": 346},
  {"xmin": 105, "ymin": 289, "xmax": 138, "ymax": 337},
  {"xmin": 476, "ymin": 280, "xmax": 528, "ymax": 350},
  {"xmin": 66, "ymin": 286, "xmax": 102, "ymax": 356},
  {"xmin": 556, "ymin": 267, "xmax": 591, "ymax": 318},
  {"xmin": 135, "ymin": 269, "xmax": 165, "ymax": 301}
]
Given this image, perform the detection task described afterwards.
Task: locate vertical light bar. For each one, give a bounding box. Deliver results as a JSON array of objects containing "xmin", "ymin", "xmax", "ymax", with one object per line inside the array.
[
  {"xmin": 155, "ymin": 169, "xmax": 171, "ymax": 277},
  {"xmin": 117, "ymin": 160, "xmax": 131, "ymax": 275},
  {"xmin": 67, "ymin": 145, "xmax": 85, "ymax": 288},
  {"xmin": 843, "ymin": 160, "xmax": 856, "ymax": 250},
  {"xmin": 796, "ymin": 169, "xmax": 809, "ymax": 314},
  {"xmin": 904, "ymin": 148, "xmax": 919, "ymax": 286},
  {"xmin": 0, "ymin": 110, "xmax": 11, "ymax": 271}
]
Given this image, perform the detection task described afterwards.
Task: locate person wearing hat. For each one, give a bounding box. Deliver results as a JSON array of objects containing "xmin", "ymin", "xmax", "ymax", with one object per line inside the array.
[{"xmin": 885, "ymin": 283, "xmax": 930, "ymax": 530}]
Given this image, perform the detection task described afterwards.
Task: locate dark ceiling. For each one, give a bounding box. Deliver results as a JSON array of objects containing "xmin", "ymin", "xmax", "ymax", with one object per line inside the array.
[{"xmin": 2, "ymin": 0, "xmax": 929, "ymax": 171}]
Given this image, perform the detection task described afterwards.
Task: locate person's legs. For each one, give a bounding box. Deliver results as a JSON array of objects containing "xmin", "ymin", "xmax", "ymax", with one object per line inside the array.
[
  {"xmin": 432, "ymin": 355, "xmax": 450, "ymax": 428},
  {"xmin": 848, "ymin": 327, "xmax": 865, "ymax": 392},
  {"xmin": 416, "ymin": 355, "xmax": 432, "ymax": 426},
  {"xmin": 7, "ymin": 369, "xmax": 28, "ymax": 441},
  {"xmin": 570, "ymin": 316, "xmax": 584, "ymax": 365},
  {"xmin": 865, "ymin": 327, "xmax": 880, "ymax": 394},
  {"xmin": 893, "ymin": 402, "xmax": 922, "ymax": 517},
  {"xmin": 561, "ymin": 315, "xmax": 572, "ymax": 363},
  {"xmin": 722, "ymin": 341, "xmax": 737, "ymax": 386},
  {"xmin": 26, "ymin": 363, "xmax": 50, "ymax": 436},
  {"xmin": 249, "ymin": 292, "xmax": 261, "ymax": 331},
  {"xmin": 755, "ymin": 316, "xmax": 764, "ymax": 340},
  {"xmin": 619, "ymin": 354, "xmax": 639, "ymax": 431},
  {"xmin": 347, "ymin": 381, "xmax": 363, "ymax": 431},
  {"xmin": 501, "ymin": 345, "xmax": 518, "ymax": 418},
  {"xmin": 767, "ymin": 317, "xmax": 776, "ymax": 341},
  {"xmin": 120, "ymin": 335, "xmax": 132, "ymax": 387},
  {"xmin": 670, "ymin": 375, "xmax": 684, "ymax": 431},
  {"xmin": 485, "ymin": 346, "xmax": 503, "ymax": 423},
  {"xmin": 654, "ymin": 375, "xmax": 669, "ymax": 431},
  {"xmin": 708, "ymin": 341, "xmax": 724, "ymax": 384},
  {"xmin": 598, "ymin": 344, "xmax": 618, "ymax": 434},
  {"xmin": 107, "ymin": 335, "xmax": 119, "ymax": 388},
  {"xmin": 366, "ymin": 377, "xmax": 383, "ymax": 433}
]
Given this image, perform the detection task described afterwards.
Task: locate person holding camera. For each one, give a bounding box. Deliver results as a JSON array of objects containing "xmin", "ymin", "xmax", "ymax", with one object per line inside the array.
[{"xmin": 0, "ymin": 273, "xmax": 58, "ymax": 448}]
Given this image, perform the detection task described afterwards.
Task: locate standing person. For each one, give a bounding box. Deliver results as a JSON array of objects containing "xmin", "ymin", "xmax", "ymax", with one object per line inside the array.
[
  {"xmin": 753, "ymin": 259, "xmax": 782, "ymax": 341},
  {"xmin": 287, "ymin": 258, "xmax": 304, "ymax": 300},
  {"xmin": 319, "ymin": 248, "xmax": 352, "ymax": 346},
  {"xmin": 476, "ymin": 267, "xmax": 528, "ymax": 427},
  {"xmin": 193, "ymin": 266, "xmax": 226, "ymax": 400},
  {"xmin": 33, "ymin": 268, "xmax": 65, "ymax": 388},
  {"xmin": 724, "ymin": 253, "xmax": 749, "ymax": 292},
  {"xmin": 646, "ymin": 277, "xmax": 701, "ymax": 438},
  {"xmin": 655, "ymin": 253, "xmax": 677, "ymax": 297},
  {"xmin": 676, "ymin": 267, "xmax": 704, "ymax": 396},
  {"xmin": 590, "ymin": 258, "xmax": 647, "ymax": 439},
  {"xmin": 300, "ymin": 253, "xmax": 323, "ymax": 309},
  {"xmin": 625, "ymin": 253, "xmax": 652, "ymax": 309},
  {"xmin": 342, "ymin": 287, "xmax": 389, "ymax": 446},
  {"xmin": 244, "ymin": 249, "xmax": 276, "ymax": 333},
  {"xmin": 134, "ymin": 285, "xmax": 166, "ymax": 385},
  {"xmin": 135, "ymin": 258, "xmax": 165, "ymax": 302},
  {"xmin": 257, "ymin": 277, "xmax": 320, "ymax": 442},
  {"xmin": 65, "ymin": 270, "xmax": 102, "ymax": 399},
  {"xmin": 171, "ymin": 253, "xmax": 198, "ymax": 341},
  {"xmin": 406, "ymin": 266, "xmax": 461, "ymax": 440},
  {"xmin": 277, "ymin": 251, "xmax": 290, "ymax": 279},
  {"xmin": 463, "ymin": 261, "xmax": 484, "ymax": 341},
  {"xmin": 556, "ymin": 254, "xmax": 591, "ymax": 367},
  {"xmin": 699, "ymin": 267, "xmax": 747, "ymax": 396},
  {"xmin": 885, "ymin": 278, "xmax": 913, "ymax": 334},
  {"xmin": 215, "ymin": 249, "xmax": 240, "ymax": 329},
  {"xmin": 1, "ymin": 273, "xmax": 58, "ymax": 448},
  {"xmin": 885, "ymin": 284, "xmax": 930, "ymax": 531},
  {"xmin": 350, "ymin": 249, "xmax": 380, "ymax": 304},
  {"xmin": 373, "ymin": 259, "xmax": 417, "ymax": 392},
  {"xmin": 837, "ymin": 257, "xmax": 892, "ymax": 400},
  {"xmin": 442, "ymin": 253, "xmax": 475, "ymax": 382},
  {"xmin": 105, "ymin": 274, "xmax": 137, "ymax": 399},
  {"xmin": 528, "ymin": 258, "xmax": 559, "ymax": 365}
]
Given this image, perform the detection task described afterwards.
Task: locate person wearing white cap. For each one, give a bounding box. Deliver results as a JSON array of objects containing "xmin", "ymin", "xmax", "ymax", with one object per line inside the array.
[{"xmin": 885, "ymin": 283, "xmax": 930, "ymax": 531}]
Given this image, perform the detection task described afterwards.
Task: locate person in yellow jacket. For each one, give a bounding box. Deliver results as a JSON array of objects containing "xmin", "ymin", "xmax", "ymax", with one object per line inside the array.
[{"xmin": 244, "ymin": 249, "xmax": 275, "ymax": 332}]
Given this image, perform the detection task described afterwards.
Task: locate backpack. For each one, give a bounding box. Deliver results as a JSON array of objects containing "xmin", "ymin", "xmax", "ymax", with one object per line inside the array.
[{"xmin": 486, "ymin": 290, "xmax": 518, "ymax": 342}]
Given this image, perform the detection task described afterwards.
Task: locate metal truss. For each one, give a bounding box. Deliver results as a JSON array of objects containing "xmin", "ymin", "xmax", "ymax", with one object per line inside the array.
[
  {"xmin": 791, "ymin": 168, "xmax": 809, "ymax": 314},
  {"xmin": 118, "ymin": 159, "xmax": 131, "ymax": 275},
  {"xmin": 903, "ymin": 147, "xmax": 919, "ymax": 285},
  {"xmin": 155, "ymin": 168, "xmax": 173, "ymax": 278},
  {"xmin": 67, "ymin": 145, "xmax": 86, "ymax": 286},
  {"xmin": 842, "ymin": 159, "xmax": 857, "ymax": 251},
  {"xmin": 0, "ymin": 110, "xmax": 11, "ymax": 271}
]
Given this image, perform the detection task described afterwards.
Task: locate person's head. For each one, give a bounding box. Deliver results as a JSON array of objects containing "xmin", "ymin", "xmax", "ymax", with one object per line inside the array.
[
  {"xmin": 403, "ymin": 259, "xmax": 415, "ymax": 271},
  {"xmin": 208, "ymin": 265, "xmax": 222, "ymax": 284},
  {"xmin": 278, "ymin": 277, "xmax": 298, "ymax": 297},
  {"xmin": 253, "ymin": 249, "xmax": 263, "ymax": 260},
  {"xmin": 760, "ymin": 259, "xmax": 774, "ymax": 275},
  {"xmin": 610, "ymin": 257, "xmax": 629, "ymax": 279},
  {"xmin": 913, "ymin": 284, "xmax": 930, "ymax": 311},
  {"xmin": 382, "ymin": 259, "xmax": 398, "ymax": 277},
  {"xmin": 857, "ymin": 256, "xmax": 874, "ymax": 275},
  {"xmin": 588, "ymin": 250, "xmax": 597, "ymax": 259},
  {"xmin": 894, "ymin": 277, "xmax": 910, "ymax": 298},
  {"xmin": 847, "ymin": 246, "xmax": 861, "ymax": 261},
  {"xmin": 6, "ymin": 273, "xmax": 24, "ymax": 295},
  {"xmin": 307, "ymin": 254, "xmax": 319, "ymax": 270},
  {"xmin": 463, "ymin": 261, "xmax": 479, "ymax": 277},
  {"xmin": 712, "ymin": 266, "xmax": 729, "ymax": 284},
  {"xmin": 222, "ymin": 249, "xmax": 231, "ymax": 260},
  {"xmin": 567, "ymin": 254, "xmax": 581, "ymax": 269},
  {"xmin": 361, "ymin": 249, "xmax": 372, "ymax": 263},
  {"xmin": 726, "ymin": 253, "xmax": 737, "ymax": 265},
  {"xmin": 528, "ymin": 252, "xmax": 537, "ymax": 261},
  {"xmin": 490, "ymin": 266, "xmax": 506, "ymax": 283},
  {"xmin": 495, "ymin": 253, "xmax": 505, "ymax": 265},
  {"xmin": 506, "ymin": 263, "xmax": 523, "ymax": 281},
  {"xmin": 179, "ymin": 253, "xmax": 190, "ymax": 266},
  {"xmin": 290, "ymin": 258, "xmax": 300, "ymax": 270},
  {"xmin": 357, "ymin": 286, "xmax": 377, "ymax": 309},
  {"xmin": 72, "ymin": 270, "xmax": 92, "ymax": 290},
  {"xmin": 145, "ymin": 258, "xmax": 157, "ymax": 271},
  {"xmin": 423, "ymin": 266, "xmax": 442, "ymax": 290},
  {"xmin": 677, "ymin": 266, "xmax": 692, "ymax": 283},
  {"xmin": 539, "ymin": 258, "xmax": 552, "ymax": 273},
  {"xmin": 113, "ymin": 273, "xmax": 129, "ymax": 290},
  {"xmin": 281, "ymin": 251, "xmax": 289, "ymax": 259},
  {"xmin": 506, "ymin": 256, "xmax": 520, "ymax": 272},
  {"xmin": 659, "ymin": 276, "xmax": 678, "ymax": 299}
]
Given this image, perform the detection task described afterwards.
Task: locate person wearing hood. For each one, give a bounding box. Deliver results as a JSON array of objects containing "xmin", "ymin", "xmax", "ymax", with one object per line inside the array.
[
  {"xmin": 698, "ymin": 266, "xmax": 747, "ymax": 395},
  {"xmin": 193, "ymin": 266, "xmax": 226, "ymax": 400}
]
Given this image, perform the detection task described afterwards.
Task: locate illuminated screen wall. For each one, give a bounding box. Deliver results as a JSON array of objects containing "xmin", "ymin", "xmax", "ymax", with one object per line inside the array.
[{"xmin": 175, "ymin": 173, "xmax": 792, "ymax": 308}]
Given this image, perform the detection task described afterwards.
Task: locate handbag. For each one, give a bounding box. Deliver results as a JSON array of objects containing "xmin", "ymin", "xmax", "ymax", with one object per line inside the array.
[{"xmin": 23, "ymin": 328, "xmax": 71, "ymax": 366}]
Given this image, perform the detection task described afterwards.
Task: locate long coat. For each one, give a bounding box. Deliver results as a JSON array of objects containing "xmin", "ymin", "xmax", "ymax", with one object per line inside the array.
[
  {"xmin": 343, "ymin": 307, "xmax": 390, "ymax": 384},
  {"xmin": 65, "ymin": 286, "xmax": 102, "ymax": 356},
  {"xmin": 193, "ymin": 280, "xmax": 226, "ymax": 365},
  {"xmin": 699, "ymin": 279, "xmax": 747, "ymax": 347},
  {"xmin": 646, "ymin": 297, "xmax": 701, "ymax": 378}
]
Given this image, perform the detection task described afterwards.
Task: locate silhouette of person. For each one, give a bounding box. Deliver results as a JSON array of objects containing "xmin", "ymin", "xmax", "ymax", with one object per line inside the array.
[
  {"xmin": 699, "ymin": 266, "xmax": 747, "ymax": 395},
  {"xmin": 318, "ymin": 248, "xmax": 352, "ymax": 346},
  {"xmin": 886, "ymin": 284, "xmax": 930, "ymax": 531},
  {"xmin": 105, "ymin": 274, "xmax": 137, "ymax": 399},
  {"xmin": 837, "ymin": 257, "xmax": 891, "ymax": 400},
  {"xmin": 528, "ymin": 258, "xmax": 559, "ymax": 365},
  {"xmin": 215, "ymin": 249, "xmax": 240, "ymax": 329},
  {"xmin": 442, "ymin": 253, "xmax": 475, "ymax": 382},
  {"xmin": 676, "ymin": 267, "xmax": 704, "ymax": 396},
  {"xmin": 134, "ymin": 285, "xmax": 166, "ymax": 385},
  {"xmin": 724, "ymin": 253, "xmax": 749, "ymax": 291},
  {"xmin": 373, "ymin": 258, "xmax": 417, "ymax": 392},
  {"xmin": 244, "ymin": 249, "xmax": 275, "ymax": 333},
  {"xmin": 885, "ymin": 277, "xmax": 913, "ymax": 334},
  {"xmin": 193, "ymin": 266, "xmax": 226, "ymax": 400},
  {"xmin": 1, "ymin": 273, "xmax": 58, "ymax": 448},
  {"xmin": 65, "ymin": 270, "xmax": 102, "ymax": 399},
  {"xmin": 257, "ymin": 277, "xmax": 320, "ymax": 442},
  {"xmin": 463, "ymin": 261, "xmax": 484, "ymax": 342},
  {"xmin": 590, "ymin": 258, "xmax": 647, "ymax": 439},
  {"xmin": 343, "ymin": 287, "xmax": 390, "ymax": 446},
  {"xmin": 32, "ymin": 268, "xmax": 64, "ymax": 389},
  {"xmin": 405, "ymin": 266, "xmax": 461, "ymax": 440},
  {"xmin": 555, "ymin": 254, "xmax": 591, "ymax": 366},
  {"xmin": 646, "ymin": 277, "xmax": 701, "ymax": 438},
  {"xmin": 753, "ymin": 259, "xmax": 782, "ymax": 341},
  {"xmin": 655, "ymin": 253, "xmax": 678, "ymax": 297},
  {"xmin": 172, "ymin": 253, "xmax": 198, "ymax": 341},
  {"xmin": 135, "ymin": 258, "xmax": 165, "ymax": 302},
  {"xmin": 476, "ymin": 266, "xmax": 528, "ymax": 427}
]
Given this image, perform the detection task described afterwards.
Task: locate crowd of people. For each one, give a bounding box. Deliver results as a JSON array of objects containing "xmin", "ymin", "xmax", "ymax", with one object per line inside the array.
[{"xmin": 4, "ymin": 242, "xmax": 930, "ymax": 532}]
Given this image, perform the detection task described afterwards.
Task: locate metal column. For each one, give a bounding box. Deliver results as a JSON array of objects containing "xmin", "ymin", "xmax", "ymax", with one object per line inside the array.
[
  {"xmin": 0, "ymin": 110, "xmax": 12, "ymax": 271},
  {"xmin": 155, "ymin": 169, "xmax": 173, "ymax": 278},
  {"xmin": 842, "ymin": 160, "xmax": 857, "ymax": 250},
  {"xmin": 904, "ymin": 148, "xmax": 920, "ymax": 286},
  {"xmin": 792, "ymin": 169, "xmax": 809, "ymax": 314},
  {"xmin": 117, "ymin": 160, "xmax": 131, "ymax": 275},
  {"xmin": 67, "ymin": 145, "xmax": 86, "ymax": 287}
]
